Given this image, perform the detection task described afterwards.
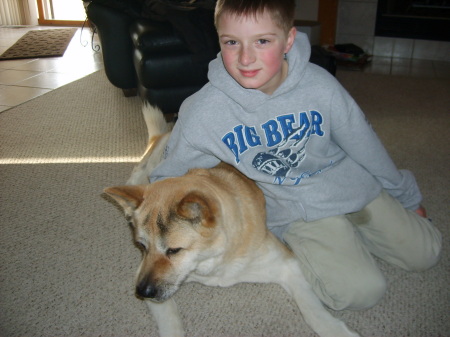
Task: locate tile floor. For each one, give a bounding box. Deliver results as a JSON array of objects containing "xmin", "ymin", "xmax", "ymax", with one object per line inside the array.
[
  {"xmin": 0, "ymin": 26, "xmax": 103, "ymax": 113},
  {"xmin": 359, "ymin": 55, "xmax": 450, "ymax": 79},
  {"xmin": 1, "ymin": 26, "xmax": 449, "ymax": 114}
]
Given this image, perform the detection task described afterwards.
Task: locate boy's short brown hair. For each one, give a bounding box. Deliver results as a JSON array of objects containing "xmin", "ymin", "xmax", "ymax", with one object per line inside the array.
[{"xmin": 214, "ymin": 0, "xmax": 296, "ymax": 35}]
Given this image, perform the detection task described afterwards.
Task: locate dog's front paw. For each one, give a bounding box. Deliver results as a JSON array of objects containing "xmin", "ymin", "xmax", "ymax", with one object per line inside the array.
[
  {"xmin": 319, "ymin": 321, "xmax": 361, "ymax": 337},
  {"xmin": 146, "ymin": 298, "xmax": 184, "ymax": 337},
  {"xmin": 158, "ymin": 324, "xmax": 184, "ymax": 337}
]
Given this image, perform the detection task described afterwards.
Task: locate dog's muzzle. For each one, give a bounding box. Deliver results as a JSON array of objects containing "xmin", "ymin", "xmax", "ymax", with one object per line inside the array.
[
  {"xmin": 136, "ymin": 278, "xmax": 161, "ymax": 300},
  {"xmin": 136, "ymin": 276, "xmax": 176, "ymax": 302}
]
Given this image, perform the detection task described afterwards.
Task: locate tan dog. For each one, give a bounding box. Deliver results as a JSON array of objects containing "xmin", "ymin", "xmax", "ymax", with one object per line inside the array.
[{"xmin": 104, "ymin": 105, "xmax": 360, "ymax": 337}]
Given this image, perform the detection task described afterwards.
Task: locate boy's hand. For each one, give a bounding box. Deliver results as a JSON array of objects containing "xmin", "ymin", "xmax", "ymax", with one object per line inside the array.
[{"xmin": 415, "ymin": 205, "xmax": 427, "ymax": 218}]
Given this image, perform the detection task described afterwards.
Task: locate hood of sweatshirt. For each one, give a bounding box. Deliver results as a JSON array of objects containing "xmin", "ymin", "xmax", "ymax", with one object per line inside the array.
[{"xmin": 208, "ymin": 32, "xmax": 312, "ymax": 112}]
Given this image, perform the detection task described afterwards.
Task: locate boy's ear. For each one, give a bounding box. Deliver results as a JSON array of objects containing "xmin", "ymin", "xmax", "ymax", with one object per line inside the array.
[{"xmin": 284, "ymin": 27, "xmax": 297, "ymax": 54}]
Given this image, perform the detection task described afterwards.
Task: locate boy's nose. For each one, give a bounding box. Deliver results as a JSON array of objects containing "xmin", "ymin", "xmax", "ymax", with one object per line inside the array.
[{"xmin": 239, "ymin": 46, "xmax": 255, "ymax": 66}]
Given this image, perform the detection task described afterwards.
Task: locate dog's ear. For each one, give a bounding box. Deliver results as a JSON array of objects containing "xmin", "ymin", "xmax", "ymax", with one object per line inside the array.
[
  {"xmin": 177, "ymin": 192, "xmax": 217, "ymax": 228},
  {"xmin": 104, "ymin": 185, "xmax": 146, "ymax": 213}
]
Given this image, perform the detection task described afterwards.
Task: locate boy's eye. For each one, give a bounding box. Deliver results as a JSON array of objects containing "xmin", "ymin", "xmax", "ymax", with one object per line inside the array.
[
  {"xmin": 225, "ymin": 40, "xmax": 238, "ymax": 46},
  {"xmin": 257, "ymin": 39, "xmax": 270, "ymax": 45}
]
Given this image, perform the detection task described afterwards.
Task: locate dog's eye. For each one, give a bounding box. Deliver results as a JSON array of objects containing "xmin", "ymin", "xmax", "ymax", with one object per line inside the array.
[
  {"xmin": 166, "ymin": 248, "xmax": 182, "ymax": 256},
  {"xmin": 136, "ymin": 241, "xmax": 147, "ymax": 251},
  {"xmin": 125, "ymin": 215, "xmax": 135, "ymax": 228}
]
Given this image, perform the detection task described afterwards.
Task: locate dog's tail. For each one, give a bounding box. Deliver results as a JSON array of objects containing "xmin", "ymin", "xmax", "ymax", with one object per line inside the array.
[
  {"xmin": 142, "ymin": 103, "xmax": 171, "ymax": 139},
  {"xmin": 126, "ymin": 104, "xmax": 172, "ymax": 185}
]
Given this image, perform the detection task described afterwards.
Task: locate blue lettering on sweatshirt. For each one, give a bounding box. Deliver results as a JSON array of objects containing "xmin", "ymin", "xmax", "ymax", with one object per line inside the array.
[
  {"xmin": 222, "ymin": 125, "xmax": 261, "ymax": 163},
  {"xmin": 222, "ymin": 111, "xmax": 324, "ymax": 164},
  {"xmin": 273, "ymin": 160, "xmax": 335, "ymax": 185}
]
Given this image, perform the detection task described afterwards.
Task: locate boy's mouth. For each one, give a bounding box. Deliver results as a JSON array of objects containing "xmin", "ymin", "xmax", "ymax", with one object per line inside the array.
[{"xmin": 239, "ymin": 69, "xmax": 260, "ymax": 77}]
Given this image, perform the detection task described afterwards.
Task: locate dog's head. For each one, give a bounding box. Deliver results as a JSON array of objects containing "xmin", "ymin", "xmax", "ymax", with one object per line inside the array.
[{"xmin": 104, "ymin": 176, "xmax": 224, "ymax": 302}]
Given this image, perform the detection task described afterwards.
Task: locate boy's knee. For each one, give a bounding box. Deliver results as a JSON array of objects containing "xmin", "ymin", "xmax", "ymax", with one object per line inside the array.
[
  {"xmin": 399, "ymin": 222, "xmax": 442, "ymax": 272},
  {"xmin": 319, "ymin": 267, "xmax": 387, "ymax": 311},
  {"xmin": 402, "ymin": 241, "xmax": 442, "ymax": 272}
]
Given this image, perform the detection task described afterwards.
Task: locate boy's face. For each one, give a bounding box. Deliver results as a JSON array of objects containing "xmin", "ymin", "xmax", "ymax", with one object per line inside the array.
[{"xmin": 217, "ymin": 10, "xmax": 296, "ymax": 95}]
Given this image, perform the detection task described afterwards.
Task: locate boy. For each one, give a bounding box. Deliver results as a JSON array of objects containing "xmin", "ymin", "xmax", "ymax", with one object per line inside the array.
[{"xmin": 150, "ymin": 0, "xmax": 441, "ymax": 311}]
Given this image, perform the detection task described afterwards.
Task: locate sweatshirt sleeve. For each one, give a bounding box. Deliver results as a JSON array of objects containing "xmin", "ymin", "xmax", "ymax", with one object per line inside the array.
[
  {"xmin": 149, "ymin": 115, "xmax": 221, "ymax": 183},
  {"xmin": 330, "ymin": 89, "xmax": 422, "ymax": 211}
]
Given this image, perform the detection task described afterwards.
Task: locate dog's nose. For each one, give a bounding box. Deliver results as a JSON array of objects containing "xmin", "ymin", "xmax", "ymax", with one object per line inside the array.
[{"xmin": 136, "ymin": 280, "xmax": 158, "ymax": 299}]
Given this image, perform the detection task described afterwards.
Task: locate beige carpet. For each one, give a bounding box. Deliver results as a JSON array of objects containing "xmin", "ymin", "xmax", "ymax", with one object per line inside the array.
[
  {"xmin": 0, "ymin": 28, "xmax": 77, "ymax": 60},
  {"xmin": 0, "ymin": 70, "xmax": 449, "ymax": 337}
]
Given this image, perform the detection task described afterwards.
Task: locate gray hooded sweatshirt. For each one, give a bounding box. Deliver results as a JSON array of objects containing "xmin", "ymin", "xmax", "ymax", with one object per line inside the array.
[{"xmin": 150, "ymin": 33, "xmax": 422, "ymax": 239}]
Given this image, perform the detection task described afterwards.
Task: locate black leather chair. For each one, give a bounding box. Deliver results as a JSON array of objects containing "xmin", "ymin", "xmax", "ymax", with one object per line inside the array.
[
  {"xmin": 131, "ymin": 18, "xmax": 219, "ymax": 115},
  {"xmin": 86, "ymin": 0, "xmax": 142, "ymax": 96},
  {"xmin": 86, "ymin": 0, "xmax": 219, "ymax": 117}
]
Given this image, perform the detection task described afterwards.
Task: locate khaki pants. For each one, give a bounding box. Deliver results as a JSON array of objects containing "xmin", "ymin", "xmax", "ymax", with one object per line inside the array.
[{"xmin": 283, "ymin": 190, "xmax": 442, "ymax": 311}]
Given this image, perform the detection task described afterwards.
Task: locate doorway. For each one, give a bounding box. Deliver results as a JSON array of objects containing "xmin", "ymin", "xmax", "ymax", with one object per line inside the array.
[{"xmin": 37, "ymin": 0, "xmax": 86, "ymax": 26}]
